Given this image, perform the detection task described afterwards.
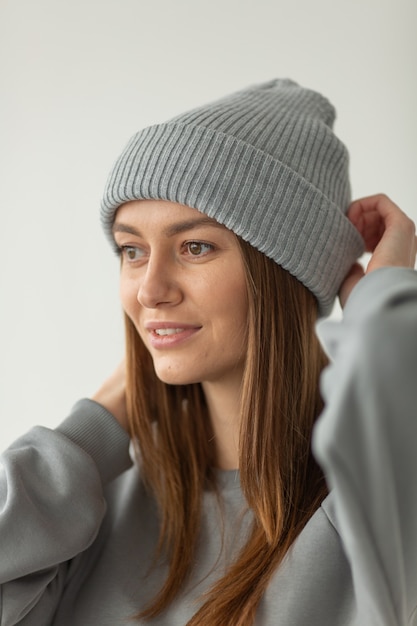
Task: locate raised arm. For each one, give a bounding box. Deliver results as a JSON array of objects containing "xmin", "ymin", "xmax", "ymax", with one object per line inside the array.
[
  {"xmin": 314, "ymin": 195, "xmax": 417, "ymax": 625},
  {"xmin": 0, "ymin": 396, "xmax": 131, "ymax": 625}
]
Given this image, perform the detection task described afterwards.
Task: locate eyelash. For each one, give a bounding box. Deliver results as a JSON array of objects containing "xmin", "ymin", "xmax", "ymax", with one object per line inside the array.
[
  {"xmin": 116, "ymin": 240, "xmax": 215, "ymax": 263},
  {"xmin": 117, "ymin": 245, "xmax": 144, "ymax": 262},
  {"xmin": 182, "ymin": 241, "xmax": 215, "ymax": 257}
]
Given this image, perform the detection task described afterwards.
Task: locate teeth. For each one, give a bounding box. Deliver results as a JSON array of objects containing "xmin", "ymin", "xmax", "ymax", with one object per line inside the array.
[{"xmin": 154, "ymin": 328, "xmax": 185, "ymax": 336}]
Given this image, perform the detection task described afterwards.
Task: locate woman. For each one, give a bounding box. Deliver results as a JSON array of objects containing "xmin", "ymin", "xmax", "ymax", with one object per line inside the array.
[{"xmin": 1, "ymin": 79, "xmax": 416, "ymax": 625}]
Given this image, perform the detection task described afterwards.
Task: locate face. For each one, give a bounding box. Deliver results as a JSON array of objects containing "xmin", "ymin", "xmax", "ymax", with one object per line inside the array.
[{"xmin": 113, "ymin": 200, "xmax": 248, "ymax": 389}]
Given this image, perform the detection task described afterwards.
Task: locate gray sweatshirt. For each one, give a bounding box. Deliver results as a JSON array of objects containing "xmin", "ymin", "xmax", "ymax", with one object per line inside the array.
[{"xmin": 1, "ymin": 267, "xmax": 417, "ymax": 626}]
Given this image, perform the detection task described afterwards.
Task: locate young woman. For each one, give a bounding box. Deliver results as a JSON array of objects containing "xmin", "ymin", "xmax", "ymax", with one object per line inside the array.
[{"xmin": 1, "ymin": 79, "xmax": 416, "ymax": 626}]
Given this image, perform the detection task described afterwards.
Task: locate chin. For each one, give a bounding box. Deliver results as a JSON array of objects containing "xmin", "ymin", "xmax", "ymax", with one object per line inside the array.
[{"xmin": 153, "ymin": 365, "xmax": 202, "ymax": 387}]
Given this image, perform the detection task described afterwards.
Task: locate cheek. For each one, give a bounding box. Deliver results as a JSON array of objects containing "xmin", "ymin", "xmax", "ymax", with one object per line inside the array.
[
  {"xmin": 119, "ymin": 279, "xmax": 138, "ymax": 316},
  {"xmin": 216, "ymin": 276, "xmax": 248, "ymax": 332},
  {"xmin": 120, "ymin": 282, "xmax": 147, "ymax": 345}
]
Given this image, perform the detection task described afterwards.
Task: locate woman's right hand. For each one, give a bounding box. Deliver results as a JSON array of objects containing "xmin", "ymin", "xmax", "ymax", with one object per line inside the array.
[{"xmin": 92, "ymin": 360, "xmax": 129, "ymax": 432}]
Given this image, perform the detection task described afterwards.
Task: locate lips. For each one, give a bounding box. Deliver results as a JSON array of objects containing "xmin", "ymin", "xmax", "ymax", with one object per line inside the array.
[{"xmin": 145, "ymin": 322, "xmax": 201, "ymax": 348}]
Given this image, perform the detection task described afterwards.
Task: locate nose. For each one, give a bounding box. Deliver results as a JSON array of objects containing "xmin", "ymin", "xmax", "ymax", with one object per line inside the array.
[{"xmin": 137, "ymin": 253, "xmax": 183, "ymax": 309}]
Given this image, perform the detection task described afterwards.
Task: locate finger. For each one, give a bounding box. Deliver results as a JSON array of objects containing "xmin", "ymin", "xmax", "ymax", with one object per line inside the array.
[
  {"xmin": 347, "ymin": 194, "xmax": 404, "ymax": 224},
  {"xmin": 412, "ymin": 235, "xmax": 417, "ymax": 267},
  {"xmin": 339, "ymin": 263, "xmax": 365, "ymax": 309},
  {"xmin": 355, "ymin": 213, "xmax": 384, "ymax": 252},
  {"xmin": 347, "ymin": 194, "xmax": 415, "ymax": 258},
  {"xmin": 347, "ymin": 197, "xmax": 386, "ymax": 252}
]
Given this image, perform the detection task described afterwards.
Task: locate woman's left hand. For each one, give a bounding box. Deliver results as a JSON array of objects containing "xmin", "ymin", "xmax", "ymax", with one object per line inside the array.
[
  {"xmin": 339, "ymin": 194, "xmax": 417, "ymax": 308},
  {"xmin": 92, "ymin": 360, "xmax": 129, "ymax": 433}
]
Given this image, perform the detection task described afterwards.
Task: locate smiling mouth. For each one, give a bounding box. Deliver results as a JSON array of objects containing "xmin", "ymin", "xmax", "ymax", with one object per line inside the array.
[
  {"xmin": 147, "ymin": 325, "xmax": 201, "ymax": 348},
  {"xmin": 154, "ymin": 328, "xmax": 186, "ymax": 336}
]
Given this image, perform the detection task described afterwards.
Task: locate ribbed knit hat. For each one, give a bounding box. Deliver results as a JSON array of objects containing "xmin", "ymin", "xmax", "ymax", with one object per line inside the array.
[{"xmin": 101, "ymin": 79, "xmax": 364, "ymax": 315}]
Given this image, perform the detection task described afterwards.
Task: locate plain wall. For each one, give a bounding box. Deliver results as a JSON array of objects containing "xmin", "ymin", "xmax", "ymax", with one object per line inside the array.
[{"xmin": 1, "ymin": 0, "xmax": 416, "ymax": 447}]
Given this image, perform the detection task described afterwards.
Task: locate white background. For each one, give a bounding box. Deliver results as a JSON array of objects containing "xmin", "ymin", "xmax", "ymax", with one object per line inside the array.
[{"xmin": 1, "ymin": 0, "xmax": 416, "ymax": 448}]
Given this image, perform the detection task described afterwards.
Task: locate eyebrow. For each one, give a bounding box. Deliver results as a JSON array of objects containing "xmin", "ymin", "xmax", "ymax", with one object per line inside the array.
[{"xmin": 112, "ymin": 216, "xmax": 226, "ymax": 238}]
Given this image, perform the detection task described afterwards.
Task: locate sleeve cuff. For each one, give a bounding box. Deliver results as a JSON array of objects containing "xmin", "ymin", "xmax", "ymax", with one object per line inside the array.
[
  {"xmin": 316, "ymin": 268, "xmax": 417, "ymax": 360},
  {"xmin": 342, "ymin": 267, "xmax": 417, "ymax": 320},
  {"xmin": 56, "ymin": 398, "xmax": 133, "ymax": 485}
]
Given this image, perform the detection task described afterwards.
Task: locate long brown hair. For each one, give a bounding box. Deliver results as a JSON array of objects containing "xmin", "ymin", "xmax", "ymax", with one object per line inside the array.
[{"xmin": 124, "ymin": 237, "xmax": 328, "ymax": 624}]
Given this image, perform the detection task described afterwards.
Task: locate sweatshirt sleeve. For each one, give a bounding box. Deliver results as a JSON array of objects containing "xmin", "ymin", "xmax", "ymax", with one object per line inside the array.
[
  {"xmin": 312, "ymin": 267, "xmax": 417, "ymax": 626},
  {"xmin": 0, "ymin": 399, "xmax": 132, "ymax": 625}
]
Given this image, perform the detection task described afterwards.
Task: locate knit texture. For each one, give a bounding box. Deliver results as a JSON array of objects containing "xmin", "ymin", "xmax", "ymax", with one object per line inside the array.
[{"xmin": 101, "ymin": 79, "xmax": 364, "ymax": 315}]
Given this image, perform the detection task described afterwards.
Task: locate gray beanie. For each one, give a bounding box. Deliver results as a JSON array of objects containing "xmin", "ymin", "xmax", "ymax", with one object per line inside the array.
[{"xmin": 101, "ymin": 78, "xmax": 364, "ymax": 316}]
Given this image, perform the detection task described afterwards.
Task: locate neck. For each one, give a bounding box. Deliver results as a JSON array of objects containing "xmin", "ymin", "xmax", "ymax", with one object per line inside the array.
[{"xmin": 202, "ymin": 378, "xmax": 242, "ymax": 470}]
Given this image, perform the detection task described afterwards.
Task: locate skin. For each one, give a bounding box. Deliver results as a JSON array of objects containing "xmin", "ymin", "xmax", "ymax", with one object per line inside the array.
[
  {"xmin": 95, "ymin": 200, "xmax": 248, "ymax": 468},
  {"xmin": 339, "ymin": 194, "xmax": 416, "ymax": 306},
  {"xmin": 93, "ymin": 194, "xmax": 417, "ymax": 467}
]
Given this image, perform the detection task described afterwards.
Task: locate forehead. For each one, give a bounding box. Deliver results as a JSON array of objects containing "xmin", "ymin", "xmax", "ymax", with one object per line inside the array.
[{"xmin": 113, "ymin": 200, "xmax": 227, "ymax": 235}]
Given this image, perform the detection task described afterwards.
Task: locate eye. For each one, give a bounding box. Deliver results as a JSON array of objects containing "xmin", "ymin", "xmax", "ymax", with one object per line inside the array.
[
  {"xmin": 120, "ymin": 245, "xmax": 145, "ymax": 262},
  {"xmin": 184, "ymin": 241, "xmax": 214, "ymax": 257}
]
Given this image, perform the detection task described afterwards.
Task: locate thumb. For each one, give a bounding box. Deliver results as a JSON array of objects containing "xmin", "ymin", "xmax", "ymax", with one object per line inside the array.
[{"xmin": 339, "ymin": 263, "xmax": 365, "ymax": 309}]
